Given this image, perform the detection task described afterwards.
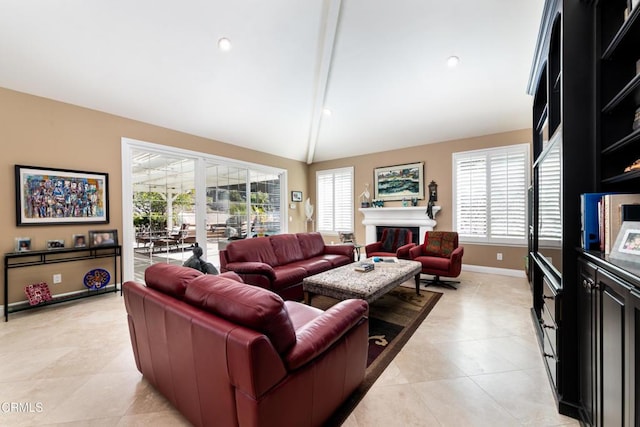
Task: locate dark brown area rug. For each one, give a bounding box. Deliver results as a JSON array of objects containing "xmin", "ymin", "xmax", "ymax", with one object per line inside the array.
[{"xmin": 310, "ymin": 286, "xmax": 442, "ymax": 426}]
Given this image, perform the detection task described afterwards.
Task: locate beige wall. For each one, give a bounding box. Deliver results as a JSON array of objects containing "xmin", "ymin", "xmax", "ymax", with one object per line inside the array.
[
  {"xmin": 0, "ymin": 87, "xmax": 307, "ymax": 305},
  {"xmin": 0, "ymin": 86, "xmax": 531, "ymax": 306},
  {"xmin": 307, "ymin": 129, "xmax": 532, "ymax": 272}
]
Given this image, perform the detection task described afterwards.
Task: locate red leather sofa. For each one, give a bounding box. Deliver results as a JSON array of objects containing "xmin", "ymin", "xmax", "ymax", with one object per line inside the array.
[
  {"xmin": 219, "ymin": 232, "xmax": 354, "ymax": 301},
  {"xmin": 124, "ymin": 263, "xmax": 369, "ymax": 427}
]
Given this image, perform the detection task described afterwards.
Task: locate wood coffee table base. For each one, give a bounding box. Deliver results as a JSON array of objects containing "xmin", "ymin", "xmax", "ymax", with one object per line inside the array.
[{"xmin": 302, "ymin": 259, "xmax": 422, "ymax": 305}]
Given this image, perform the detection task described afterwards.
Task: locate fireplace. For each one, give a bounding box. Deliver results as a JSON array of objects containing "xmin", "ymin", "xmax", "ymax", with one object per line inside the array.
[{"xmin": 359, "ymin": 206, "xmax": 440, "ymax": 245}]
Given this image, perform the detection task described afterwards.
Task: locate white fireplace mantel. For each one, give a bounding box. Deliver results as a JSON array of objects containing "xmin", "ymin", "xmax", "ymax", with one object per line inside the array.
[{"xmin": 359, "ymin": 206, "xmax": 441, "ymax": 245}]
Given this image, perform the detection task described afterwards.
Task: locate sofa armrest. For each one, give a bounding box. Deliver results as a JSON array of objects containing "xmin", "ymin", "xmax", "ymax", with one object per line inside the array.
[
  {"xmin": 323, "ymin": 244, "xmax": 354, "ymax": 258},
  {"xmin": 409, "ymin": 244, "xmax": 424, "ymax": 259},
  {"xmin": 224, "ymin": 262, "xmax": 276, "ymax": 280},
  {"xmin": 450, "ymin": 246, "xmax": 464, "ymax": 262},
  {"xmin": 365, "ymin": 242, "xmax": 382, "ymax": 255},
  {"xmin": 396, "ymin": 243, "xmax": 416, "ymax": 259},
  {"xmin": 284, "ymin": 299, "xmax": 368, "ymax": 370},
  {"xmin": 219, "ymin": 271, "xmax": 244, "ymax": 282}
]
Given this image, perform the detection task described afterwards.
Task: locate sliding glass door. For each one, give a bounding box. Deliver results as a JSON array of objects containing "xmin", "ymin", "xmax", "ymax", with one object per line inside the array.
[{"xmin": 122, "ymin": 139, "xmax": 286, "ymax": 282}]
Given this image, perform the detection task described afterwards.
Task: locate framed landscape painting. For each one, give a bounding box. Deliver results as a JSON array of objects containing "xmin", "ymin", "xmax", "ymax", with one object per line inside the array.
[
  {"xmin": 374, "ymin": 162, "xmax": 424, "ymax": 201},
  {"xmin": 15, "ymin": 165, "xmax": 109, "ymax": 226}
]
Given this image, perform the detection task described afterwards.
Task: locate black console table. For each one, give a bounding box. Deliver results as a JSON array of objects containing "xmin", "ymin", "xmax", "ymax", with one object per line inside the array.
[{"xmin": 3, "ymin": 245, "xmax": 122, "ymax": 321}]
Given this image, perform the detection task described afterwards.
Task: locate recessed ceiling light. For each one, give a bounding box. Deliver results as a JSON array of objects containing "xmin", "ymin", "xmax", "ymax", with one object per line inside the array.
[
  {"xmin": 218, "ymin": 37, "xmax": 232, "ymax": 51},
  {"xmin": 322, "ymin": 108, "xmax": 332, "ymax": 116},
  {"xmin": 447, "ymin": 55, "xmax": 460, "ymax": 67}
]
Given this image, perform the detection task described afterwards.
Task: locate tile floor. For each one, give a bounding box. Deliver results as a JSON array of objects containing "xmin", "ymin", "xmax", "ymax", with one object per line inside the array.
[{"xmin": 0, "ymin": 270, "xmax": 580, "ymax": 426}]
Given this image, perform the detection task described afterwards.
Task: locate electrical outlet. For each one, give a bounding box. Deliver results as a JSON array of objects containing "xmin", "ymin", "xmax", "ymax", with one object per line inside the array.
[
  {"xmin": 496, "ymin": 253, "xmax": 503, "ymax": 261},
  {"xmin": 53, "ymin": 273, "xmax": 62, "ymax": 284}
]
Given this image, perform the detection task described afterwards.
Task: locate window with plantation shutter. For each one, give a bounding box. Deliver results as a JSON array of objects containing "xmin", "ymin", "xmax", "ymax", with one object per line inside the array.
[
  {"xmin": 316, "ymin": 167, "xmax": 354, "ymax": 233},
  {"xmin": 453, "ymin": 144, "xmax": 530, "ymax": 245},
  {"xmin": 537, "ymin": 140, "xmax": 562, "ymax": 245}
]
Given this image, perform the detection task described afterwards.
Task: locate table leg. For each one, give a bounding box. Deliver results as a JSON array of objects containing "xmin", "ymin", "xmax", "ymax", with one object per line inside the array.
[
  {"xmin": 304, "ymin": 291, "xmax": 313, "ymax": 305},
  {"xmin": 414, "ymin": 273, "xmax": 421, "ymax": 296}
]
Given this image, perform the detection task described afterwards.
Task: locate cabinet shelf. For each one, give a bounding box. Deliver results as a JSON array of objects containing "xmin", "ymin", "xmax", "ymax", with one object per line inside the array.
[
  {"xmin": 601, "ymin": 5, "xmax": 640, "ymax": 60},
  {"xmin": 3, "ymin": 245, "xmax": 122, "ymax": 321},
  {"xmin": 602, "ymin": 168, "xmax": 640, "ymax": 184},
  {"xmin": 602, "ymin": 127, "xmax": 640, "ymax": 154},
  {"xmin": 601, "ymin": 72, "xmax": 640, "ymax": 114}
]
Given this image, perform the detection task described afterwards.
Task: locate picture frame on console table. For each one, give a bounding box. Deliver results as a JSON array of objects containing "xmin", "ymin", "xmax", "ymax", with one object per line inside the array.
[
  {"xmin": 89, "ymin": 230, "xmax": 118, "ymax": 247},
  {"xmin": 373, "ymin": 162, "xmax": 424, "ymax": 201},
  {"xmin": 15, "ymin": 165, "xmax": 109, "ymax": 226},
  {"xmin": 610, "ymin": 221, "xmax": 640, "ymax": 263}
]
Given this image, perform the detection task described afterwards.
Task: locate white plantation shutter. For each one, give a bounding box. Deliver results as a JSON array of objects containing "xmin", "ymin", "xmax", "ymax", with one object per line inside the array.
[
  {"xmin": 537, "ymin": 141, "xmax": 562, "ymax": 242},
  {"xmin": 455, "ymin": 154, "xmax": 487, "ymax": 237},
  {"xmin": 316, "ymin": 167, "xmax": 354, "ymax": 233},
  {"xmin": 453, "ymin": 144, "xmax": 529, "ymax": 244}
]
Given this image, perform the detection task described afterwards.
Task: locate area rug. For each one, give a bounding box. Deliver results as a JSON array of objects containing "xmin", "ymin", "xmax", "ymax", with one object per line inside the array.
[{"xmin": 311, "ymin": 285, "xmax": 442, "ymax": 426}]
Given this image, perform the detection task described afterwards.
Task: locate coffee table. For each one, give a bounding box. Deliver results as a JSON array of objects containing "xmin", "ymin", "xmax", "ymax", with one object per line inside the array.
[{"xmin": 302, "ymin": 258, "xmax": 422, "ymax": 305}]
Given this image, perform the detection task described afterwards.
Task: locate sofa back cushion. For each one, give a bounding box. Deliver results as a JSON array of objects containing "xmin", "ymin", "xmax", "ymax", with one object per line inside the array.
[
  {"xmin": 296, "ymin": 232, "xmax": 325, "ymax": 258},
  {"xmin": 380, "ymin": 228, "xmax": 412, "ymax": 252},
  {"xmin": 225, "ymin": 237, "xmax": 279, "ymax": 266},
  {"xmin": 270, "ymin": 234, "xmax": 304, "ymax": 265},
  {"xmin": 184, "ymin": 274, "xmax": 296, "ymax": 355},
  {"xmin": 145, "ymin": 263, "xmax": 203, "ymax": 299}
]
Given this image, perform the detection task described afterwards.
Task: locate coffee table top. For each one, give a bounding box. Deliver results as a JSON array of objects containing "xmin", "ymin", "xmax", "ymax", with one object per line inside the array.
[{"xmin": 302, "ymin": 258, "xmax": 421, "ymax": 303}]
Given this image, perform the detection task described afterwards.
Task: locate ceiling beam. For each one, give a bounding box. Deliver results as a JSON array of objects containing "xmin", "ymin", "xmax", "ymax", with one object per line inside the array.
[{"xmin": 306, "ymin": 0, "xmax": 343, "ymax": 164}]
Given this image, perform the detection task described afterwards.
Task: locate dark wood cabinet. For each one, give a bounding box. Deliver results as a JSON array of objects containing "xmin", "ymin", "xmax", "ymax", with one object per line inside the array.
[
  {"xmin": 578, "ymin": 258, "xmax": 597, "ymax": 426},
  {"xmin": 578, "ymin": 254, "xmax": 640, "ymax": 426},
  {"xmin": 528, "ymin": 0, "xmax": 594, "ymax": 418},
  {"xmin": 598, "ymin": 268, "xmax": 628, "ymax": 427}
]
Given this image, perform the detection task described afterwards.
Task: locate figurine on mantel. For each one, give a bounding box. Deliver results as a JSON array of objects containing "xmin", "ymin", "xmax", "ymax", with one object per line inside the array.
[
  {"xmin": 426, "ymin": 180, "xmax": 438, "ymax": 219},
  {"xmin": 427, "ymin": 200, "xmax": 434, "ymax": 219},
  {"xmin": 359, "ymin": 184, "xmax": 371, "ymax": 208}
]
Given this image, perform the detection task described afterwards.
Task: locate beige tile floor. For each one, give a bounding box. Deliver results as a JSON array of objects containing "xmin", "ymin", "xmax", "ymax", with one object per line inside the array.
[{"xmin": 0, "ymin": 270, "xmax": 580, "ymax": 426}]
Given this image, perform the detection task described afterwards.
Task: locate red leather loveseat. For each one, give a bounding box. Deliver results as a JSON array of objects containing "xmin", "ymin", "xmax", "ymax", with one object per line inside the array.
[
  {"xmin": 219, "ymin": 232, "xmax": 354, "ymax": 301},
  {"xmin": 124, "ymin": 263, "xmax": 369, "ymax": 427}
]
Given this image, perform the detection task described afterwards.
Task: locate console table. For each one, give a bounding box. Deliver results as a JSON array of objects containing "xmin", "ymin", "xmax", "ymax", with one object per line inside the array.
[{"xmin": 3, "ymin": 245, "xmax": 122, "ymax": 321}]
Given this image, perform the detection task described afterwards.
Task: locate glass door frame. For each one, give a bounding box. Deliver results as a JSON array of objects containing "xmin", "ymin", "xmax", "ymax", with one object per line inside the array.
[{"xmin": 121, "ymin": 137, "xmax": 287, "ymax": 282}]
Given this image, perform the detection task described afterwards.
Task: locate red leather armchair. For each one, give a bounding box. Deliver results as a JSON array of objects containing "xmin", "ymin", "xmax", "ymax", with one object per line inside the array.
[
  {"xmin": 365, "ymin": 227, "xmax": 415, "ymax": 259},
  {"xmin": 124, "ymin": 264, "xmax": 369, "ymax": 427},
  {"xmin": 409, "ymin": 231, "xmax": 464, "ymax": 290}
]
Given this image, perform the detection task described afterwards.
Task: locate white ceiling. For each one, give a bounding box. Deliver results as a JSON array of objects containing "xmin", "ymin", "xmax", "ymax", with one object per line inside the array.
[{"xmin": 0, "ymin": 0, "xmax": 543, "ymax": 163}]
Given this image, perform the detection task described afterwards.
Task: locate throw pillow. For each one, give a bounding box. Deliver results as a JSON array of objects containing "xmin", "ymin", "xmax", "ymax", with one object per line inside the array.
[
  {"xmin": 424, "ymin": 233, "xmax": 443, "ymax": 256},
  {"xmin": 440, "ymin": 233, "xmax": 457, "ymax": 257},
  {"xmin": 24, "ymin": 282, "xmax": 52, "ymax": 306}
]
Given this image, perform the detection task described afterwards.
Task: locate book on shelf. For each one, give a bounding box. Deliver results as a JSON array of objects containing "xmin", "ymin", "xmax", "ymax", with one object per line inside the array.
[
  {"xmin": 580, "ymin": 193, "xmax": 607, "ymax": 250},
  {"xmin": 602, "ymin": 194, "xmax": 640, "ymax": 254}
]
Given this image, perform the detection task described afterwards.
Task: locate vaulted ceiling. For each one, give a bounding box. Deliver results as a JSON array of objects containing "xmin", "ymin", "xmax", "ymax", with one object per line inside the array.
[{"xmin": 0, "ymin": 0, "xmax": 543, "ymax": 163}]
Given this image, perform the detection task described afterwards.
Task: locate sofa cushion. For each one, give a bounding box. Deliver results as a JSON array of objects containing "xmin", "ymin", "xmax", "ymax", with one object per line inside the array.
[
  {"xmin": 271, "ymin": 265, "xmax": 308, "ymax": 292},
  {"xmin": 225, "ymin": 237, "xmax": 279, "ymax": 266},
  {"xmin": 184, "ymin": 274, "xmax": 296, "ymax": 355},
  {"xmin": 145, "ymin": 264, "xmax": 203, "ymax": 299},
  {"xmin": 296, "ymin": 232, "xmax": 326, "ymax": 258},
  {"xmin": 270, "ymin": 234, "xmax": 305, "ymax": 265}
]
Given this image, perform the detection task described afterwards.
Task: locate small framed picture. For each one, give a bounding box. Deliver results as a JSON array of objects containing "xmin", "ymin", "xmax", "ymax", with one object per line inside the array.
[
  {"xmin": 291, "ymin": 191, "xmax": 303, "ymax": 202},
  {"xmin": 46, "ymin": 239, "xmax": 65, "ymax": 250},
  {"xmin": 89, "ymin": 230, "xmax": 118, "ymax": 247},
  {"xmin": 15, "ymin": 237, "xmax": 31, "ymax": 252},
  {"xmin": 610, "ymin": 221, "xmax": 640, "ymax": 262},
  {"xmin": 73, "ymin": 234, "xmax": 87, "ymax": 248}
]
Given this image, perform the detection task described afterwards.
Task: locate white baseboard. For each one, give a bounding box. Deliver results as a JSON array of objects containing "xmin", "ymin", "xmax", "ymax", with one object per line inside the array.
[
  {"xmin": 1, "ymin": 284, "xmax": 118, "ymax": 316},
  {"xmin": 462, "ymin": 264, "xmax": 527, "ymax": 278}
]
